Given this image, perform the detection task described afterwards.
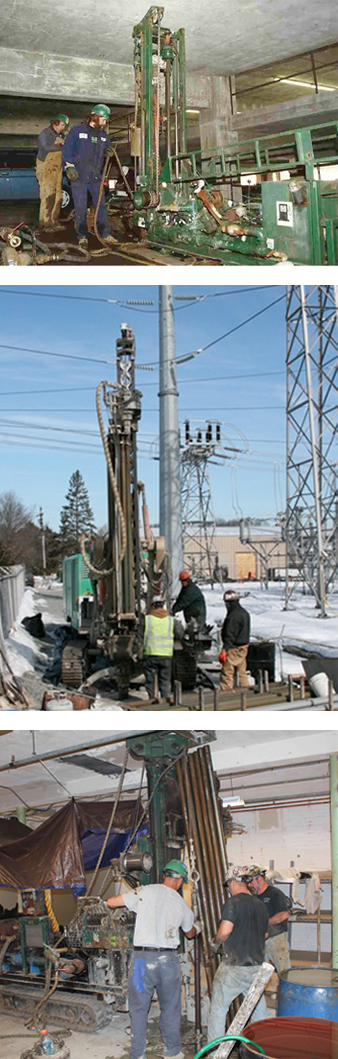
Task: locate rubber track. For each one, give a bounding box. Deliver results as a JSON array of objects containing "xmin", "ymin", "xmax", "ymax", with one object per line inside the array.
[{"xmin": 0, "ymin": 983, "xmax": 112, "ymax": 1032}]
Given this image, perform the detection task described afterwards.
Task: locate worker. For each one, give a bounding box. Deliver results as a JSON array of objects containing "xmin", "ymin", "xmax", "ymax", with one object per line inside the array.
[
  {"xmin": 172, "ymin": 570, "xmax": 206, "ymax": 630},
  {"xmin": 244, "ymin": 865, "xmax": 291, "ymax": 973},
  {"xmin": 62, "ymin": 104, "xmax": 117, "ymax": 250},
  {"xmin": 36, "ymin": 114, "xmax": 70, "ymax": 229},
  {"xmin": 106, "ymin": 860, "xmax": 197, "ymax": 1059},
  {"xmin": 208, "ymin": 865, "xmax": 269, "ymax": 1046},
  {"xmin": 219, "ymin": 590, "xmax": 250, "ymax": 691},
  {"xmin": 143, "ymin": 596, "xmax": 174, "ymax": 703}
]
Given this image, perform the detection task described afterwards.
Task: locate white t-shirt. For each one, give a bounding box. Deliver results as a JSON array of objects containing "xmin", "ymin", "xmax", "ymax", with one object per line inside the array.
[{"xmin": 123, "ymin": 883, "xmax": 194, "ymax": 948}]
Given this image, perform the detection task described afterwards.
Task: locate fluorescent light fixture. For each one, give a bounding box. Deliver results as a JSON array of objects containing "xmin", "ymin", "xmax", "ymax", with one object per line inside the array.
[
  {"xmin": 186, "ymin": 109, "xmax": 200, "ymax": 114},
  {"xmin": 222, "ymin": 797, "xmax": 246, "ymax": 807},
  {"xmin": 273, "ymin": 77, "xmax": 335, "ymax": 92}
]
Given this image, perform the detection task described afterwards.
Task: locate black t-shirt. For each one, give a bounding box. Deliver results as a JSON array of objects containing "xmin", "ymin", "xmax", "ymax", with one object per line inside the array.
[
  {"xmin": 220, "ymin": 892, "xmax": 269, "ymax": 965},
  {"xmin": 255, "ymin": 884, "xmax": 290, "ymax": 936}
]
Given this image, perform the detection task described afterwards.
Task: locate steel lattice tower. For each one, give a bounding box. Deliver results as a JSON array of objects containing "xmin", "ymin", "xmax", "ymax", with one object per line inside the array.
[{"xmin": 285, "ymin": 285, "xmax": 338, "ymax": 614}]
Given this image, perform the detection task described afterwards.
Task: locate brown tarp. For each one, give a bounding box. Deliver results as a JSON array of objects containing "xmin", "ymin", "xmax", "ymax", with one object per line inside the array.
[
  {"xmin": 0, "ymin": 799, "xmax": 143, "ymax": 891},
  {"xmin": 0, "ymin": 818, "xmax": 32, "ymax": 845}
]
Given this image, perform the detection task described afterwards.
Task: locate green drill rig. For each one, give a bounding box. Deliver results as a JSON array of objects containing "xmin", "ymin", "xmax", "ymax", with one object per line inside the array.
[
  {"xmin": 61, "ymin": 323, "xmax": 168, "ymax": 698},
  {"xmin": 131, "ymin": 6, "xmax": 338, "ymax": 265},
  {"xmin": 0, "ymin": 732, "xmax": 227, "ymax": 1032}
]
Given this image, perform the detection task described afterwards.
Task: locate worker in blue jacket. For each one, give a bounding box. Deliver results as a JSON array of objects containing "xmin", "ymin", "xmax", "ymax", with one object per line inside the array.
[{"xmin": 62, "ymin": 104, "xmax": 117, "ymax": 250}]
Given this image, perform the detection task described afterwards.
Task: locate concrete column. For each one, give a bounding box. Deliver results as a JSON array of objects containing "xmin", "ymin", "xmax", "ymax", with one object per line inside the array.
[
  {"xmin": 199, "ymin": 74, "xmax": 235, "ymax": 149},
  {"xmin": 330, "ymin": 753, "xmax": 338, "ymax": 966},
  {"xmin": 199, "ymin": 74, "xmax": 240, "ymax": 202}
]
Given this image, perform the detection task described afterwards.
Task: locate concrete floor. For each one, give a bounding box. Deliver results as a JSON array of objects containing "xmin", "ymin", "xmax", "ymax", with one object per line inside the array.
[{"xmin": 0, "ymin": 1005, "xmax": 208, "ymax": 1059}]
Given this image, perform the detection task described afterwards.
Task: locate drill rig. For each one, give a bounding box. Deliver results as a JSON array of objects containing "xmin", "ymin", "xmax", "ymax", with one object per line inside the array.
[
  {"xmin": 131, "ymin": 6, "xmax": 338, "ymax": 265},
  {"xmin": 61, "ymin": 323, "xmax": 168, "ymax": 698},
  {"xmin": 0, "ymin": 731, "xmax": 231, "ymax": 1033}
]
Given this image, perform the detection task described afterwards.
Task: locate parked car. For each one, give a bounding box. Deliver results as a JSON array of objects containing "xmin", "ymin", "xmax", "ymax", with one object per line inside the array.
[{"xmin": 0, "ymin": 147, "xmax": 73, "ymax": 212}]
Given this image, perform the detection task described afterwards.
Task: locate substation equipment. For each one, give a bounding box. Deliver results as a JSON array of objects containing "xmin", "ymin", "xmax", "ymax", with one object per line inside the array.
[
  {"xmin": 61, "ymin": 323, "xmax": 211, "ymax": 698},
  {"xmin": 131, "ymin": 6, "xmax": 338, "ymax": 265},
  {"xmin": 0, "ymin": 731, "xmax": 230, "ymax": 1032}
]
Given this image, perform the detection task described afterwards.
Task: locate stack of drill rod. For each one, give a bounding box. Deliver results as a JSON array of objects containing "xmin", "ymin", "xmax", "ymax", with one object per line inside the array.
[
  {"xmin": 176, "ymin": 744, "xmax": 228, "ymax": 993},
  {"xmin": 177, "ymin": 745, "xmax": 242, "ymax": 1021}
]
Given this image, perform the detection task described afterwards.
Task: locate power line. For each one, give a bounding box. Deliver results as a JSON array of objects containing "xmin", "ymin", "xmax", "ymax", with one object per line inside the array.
[
  {"xmin": 0, "ymin": 342, "xmax": 116, "ymax": 366},
  {"xmin": 0, "ymin": 285, "xmax": 275, "ymax": 309},
  {"xmin": 0, "ymin": 370, "xmax": 284, "ymax": 399}
]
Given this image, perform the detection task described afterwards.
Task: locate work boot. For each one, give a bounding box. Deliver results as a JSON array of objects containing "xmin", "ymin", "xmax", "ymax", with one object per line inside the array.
[
  {"xmin": 102, "ymin": 234, "xmax": 118, "ymax": 246},
  {"xmin": 78, "ymin": 237, "xmax": 89, "ymax": 250}
]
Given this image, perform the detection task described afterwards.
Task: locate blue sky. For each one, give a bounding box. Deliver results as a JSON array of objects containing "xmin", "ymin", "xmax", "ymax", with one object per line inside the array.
[{"xmin": 0, "ymin": 283, "xmax": 287, "ymax": 532}]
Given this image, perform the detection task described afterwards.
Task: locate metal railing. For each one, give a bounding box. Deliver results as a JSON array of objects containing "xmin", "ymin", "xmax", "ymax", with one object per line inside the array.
[{"xmin": 0, "ymin": 565, "xmax": 25, "ymax": 640}]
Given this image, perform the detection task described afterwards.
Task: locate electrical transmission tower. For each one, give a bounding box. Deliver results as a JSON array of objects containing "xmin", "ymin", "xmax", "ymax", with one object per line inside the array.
[
  {"xmin": 181, "ymin": 421, "xmax": 239, "ymax": 583},
  {"xmin": 285, "ymin": 285, "xmax": 338, "ymax": 614}
]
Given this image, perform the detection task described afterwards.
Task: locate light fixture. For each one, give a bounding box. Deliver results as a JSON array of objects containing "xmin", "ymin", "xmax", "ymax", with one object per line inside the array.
[
  {"xmin": 222, "ymin": 797, "xmax": 246, "ymax": 807},
  {"xmin": 273, "ymin": 78, "xmax": 335, "ymax": 92}
]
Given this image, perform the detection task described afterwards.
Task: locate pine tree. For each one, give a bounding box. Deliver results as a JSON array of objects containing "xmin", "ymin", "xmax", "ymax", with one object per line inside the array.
[{"xmin": 59, "ymin": 471, "xmax": 95, "ymax": 558}]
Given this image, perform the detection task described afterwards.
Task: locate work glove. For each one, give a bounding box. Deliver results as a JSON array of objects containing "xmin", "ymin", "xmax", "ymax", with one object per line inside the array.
[
  {"xmin": 219, "ymin": 650, "xmax": 227, "ymax": 664},
  {"xmin": 210, "ymin": 938, "xmax": 221, "ymax": 954},
  {"xmin": 194, "ymin": 919, "xmax": 203, "ymax": 935},
  {"xmin": 65, "ymin": 164, "xmax": 79, "ymax": 181}
]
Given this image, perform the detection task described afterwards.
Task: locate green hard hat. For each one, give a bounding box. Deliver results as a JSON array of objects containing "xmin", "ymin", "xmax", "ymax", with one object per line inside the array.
[
  {"xmin": 163, "ymin": 859, "xmax": 188, "ymax": 884},
  {"xmin": 91, "ymin": 104, "xmax": 111, "ymax": 118},
  {"xmin": 53, "ymin": 114, "xmax": 70, "ymax": 124}
]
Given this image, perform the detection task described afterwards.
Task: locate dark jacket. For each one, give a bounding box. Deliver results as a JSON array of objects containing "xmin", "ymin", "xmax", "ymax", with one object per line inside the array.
[
  {"xmin": 172, "ymin": 581, "xmax": 206, "ymax": 627},
  {"xmin": 37, "ymin": 125, "xmax": 65, "ymax": 162},
  {"xmin": 221, "ymin": 600, "xmax": 250, "ymax": 650},
  {"xmin": 63, "ymin": 123, "xmax": 111, "ymax": 183}
]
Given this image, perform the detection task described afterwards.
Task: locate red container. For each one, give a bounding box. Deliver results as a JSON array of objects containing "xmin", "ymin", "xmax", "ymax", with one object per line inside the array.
[{"xmin": 238, "ymin": 1016, "xmax": 338, "ymax": 1059}]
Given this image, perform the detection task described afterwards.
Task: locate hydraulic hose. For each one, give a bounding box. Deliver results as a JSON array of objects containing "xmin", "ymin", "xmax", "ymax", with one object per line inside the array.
[
  {"xmin": 193, "ymin": 1037, "xmax": 266, "ymax": 1058},
  {"xmin": 80, "ymin": 380, "xmax": 127, "ymax": 577}
]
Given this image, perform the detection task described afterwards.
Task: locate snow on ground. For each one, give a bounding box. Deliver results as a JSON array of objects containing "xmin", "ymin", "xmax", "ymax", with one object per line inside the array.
[
  {"xmin": 205, "ymin": 580, "xmax": 338, "ymax": 681},
  {"xmin": 3, "ymin": 578, "xmax": 338, "ymax": 704}
]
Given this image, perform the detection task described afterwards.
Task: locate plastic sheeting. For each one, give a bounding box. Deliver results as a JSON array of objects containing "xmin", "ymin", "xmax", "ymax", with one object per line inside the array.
[{"xmin": 0, "ymin": 798, "xmax": 145, "ymax": 894}]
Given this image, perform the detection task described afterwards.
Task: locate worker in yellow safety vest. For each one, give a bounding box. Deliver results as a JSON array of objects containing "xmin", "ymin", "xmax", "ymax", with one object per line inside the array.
[{"xmin": 143, "ymin": 596, "xmax": 174, "ymax": 703}]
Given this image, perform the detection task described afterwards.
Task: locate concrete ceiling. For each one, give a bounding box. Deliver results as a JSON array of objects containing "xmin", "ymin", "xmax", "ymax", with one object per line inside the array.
[
  {"xmin": 2, "ymin": 0, "xmax": 337, "ymax": 75},
  {"xmin": 0, "ymin": 729, "xmax": 336, "ymax": 817}
]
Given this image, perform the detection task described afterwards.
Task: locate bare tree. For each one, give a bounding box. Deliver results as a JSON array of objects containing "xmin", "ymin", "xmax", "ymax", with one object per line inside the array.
[{"xmin": 0, "ymin": 492, "xmax": 33, "ymax": 566}]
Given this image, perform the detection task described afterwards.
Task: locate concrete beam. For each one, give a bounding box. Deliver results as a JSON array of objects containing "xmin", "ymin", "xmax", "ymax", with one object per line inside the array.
[
  {"xmin": 232, "ymin": 89, "xmax": 338, "ymax": 138},
  {"xmin": 0, "ymin": 47, "xmax": 211, "ymax": 109}
]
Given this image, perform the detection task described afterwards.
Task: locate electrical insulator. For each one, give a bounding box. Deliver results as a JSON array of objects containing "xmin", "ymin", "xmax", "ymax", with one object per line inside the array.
[
  {"xmin": 206, "ymin": 423, "xmax": 212, "ymax": 443},
  {"xmin": 197, "ymin": 431, "xmax": 202, "ymax": 443},
  {"xmin": 216, "ymin": 424, "xmax": 221, "ymax": 443},
  {"xmin": 185, "ymin": 420, "xmax": 190, "ymax": 443}
]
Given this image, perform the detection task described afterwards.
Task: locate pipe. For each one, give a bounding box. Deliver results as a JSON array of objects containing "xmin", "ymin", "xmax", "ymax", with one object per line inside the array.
[
  {"xmin": 199, "ymin": 748, "xmax": 228, "ymax": 890},
  {"xmin": 16, "ymin": 806, "xmax": 26, "ymax": 824},
  {"xmin": 194, "ymin": 932, "xmax": 202, "ymax": 1041},
  {"xmin": 189, "ymin": 754, "xmax": 221, "ymax": 928},
  {"xmin": 0, "ymin": 732, "xmax": 157, "ymax": 773},
  {"xmin": 330, "ymin": 753, "xmax": 338, "ymax": 965},
  {"xmin": 176, "ymin": 759, "xmax": 216, "ymax": 991},
  {"xmin": 204, "ymin": 745, "xmax": 229, "ymax": 877},
  {"xmin": 191, "ymin": 752, "xmax": 224, "ymax": 922}
]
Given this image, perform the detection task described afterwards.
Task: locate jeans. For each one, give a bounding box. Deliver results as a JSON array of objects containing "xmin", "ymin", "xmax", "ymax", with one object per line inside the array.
[
  {"xmin": 144, "ymin": 656, "xmax": 172, "ymax": 699},
  {"xmin": 71, "ymin": 181, "xmax": 110, "ymax": 237},
  {"xmin": 265, "ymin": 933, "xmax": 290, "ymax": 974},
  {"xmin": 208, "ymin": 961, "xmax": 267, "ymax": 1044},
  {"xmin": 128, "ymin": 950, "xmax": 182, "ymax": 1059}
]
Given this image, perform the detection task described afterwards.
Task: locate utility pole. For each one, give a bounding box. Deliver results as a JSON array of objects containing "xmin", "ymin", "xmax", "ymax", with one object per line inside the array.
[
  {"xmin": 39, "ymin": 507, "xmax": 46, "ymax": 576},
  {"xmin": 159, "ymin": 286, "xmax": 183, "ymax": 597}
]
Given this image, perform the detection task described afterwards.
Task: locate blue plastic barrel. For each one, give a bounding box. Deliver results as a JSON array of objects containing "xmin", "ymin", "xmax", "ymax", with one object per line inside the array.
[{"xmin": 277, "ymin": 968, "xmax": 338, "ymax": 1019}]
